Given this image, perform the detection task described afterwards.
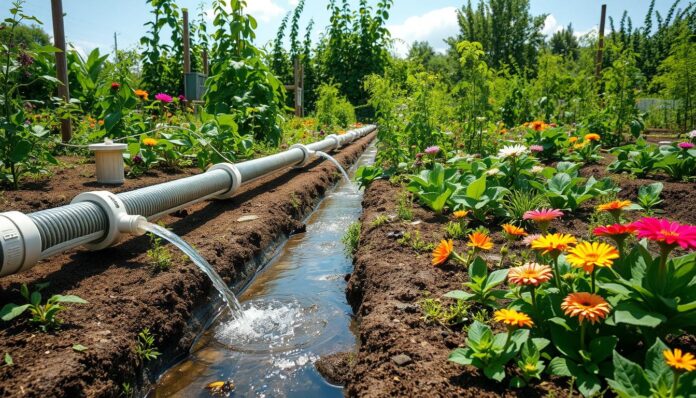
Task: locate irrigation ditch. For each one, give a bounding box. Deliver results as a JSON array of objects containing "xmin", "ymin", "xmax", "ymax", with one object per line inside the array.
[{"xmin": 0, "ymin": 131, "xmax": 375, "ymax": 398}]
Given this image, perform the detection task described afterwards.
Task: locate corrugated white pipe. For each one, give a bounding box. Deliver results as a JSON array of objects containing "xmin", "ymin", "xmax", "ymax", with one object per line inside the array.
[{"xmin": 0, "ymin": 125, "xmax": 376, "ymax": 277}]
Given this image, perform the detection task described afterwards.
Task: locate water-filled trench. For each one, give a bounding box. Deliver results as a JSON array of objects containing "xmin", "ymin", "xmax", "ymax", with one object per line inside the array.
[{"xmin": 149, "ymin": 143, "xmax": 377, "ymax": 397}]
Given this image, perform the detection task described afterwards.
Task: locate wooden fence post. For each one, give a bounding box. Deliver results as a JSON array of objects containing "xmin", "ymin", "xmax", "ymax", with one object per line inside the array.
[
  {"xmin": 595, "ymin": 4, "xmax": 607, "ymax": 81},
  {"xmin": 51, "ymin": 0, "xmax": 71, "ymax": 142}
]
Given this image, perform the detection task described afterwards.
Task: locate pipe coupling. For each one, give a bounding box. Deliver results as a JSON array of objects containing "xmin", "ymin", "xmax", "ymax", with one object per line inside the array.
[
  {"xmin": 325, "ymin": 134, "xmax": 341, "ymax": 151},
  {"xmin": 0, "ymin": 211, "xmax": 42, "ymax": 277},
  {"xmin": 71, "ymin": 191, "xmax": 147, "ymax": 250},
  {"xmin": 207, "ymin": 163, "xmax": 242, "ymax": 199},
  {"xmin": 290, "ymin": 143, "xmax": 314, "ymax": 168}
]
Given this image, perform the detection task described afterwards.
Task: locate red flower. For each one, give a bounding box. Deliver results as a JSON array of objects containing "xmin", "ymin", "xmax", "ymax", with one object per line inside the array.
[
  {"xmin": 111, "ymin": 82, "xmax": 120, "ymax": 90},
  {"xmin": 630, "ymin": 217, "xmax": 696, "ymax": 250},
  {"xmin": 593, "ymin": 224, "xmax": 637, "ymax": 238}
]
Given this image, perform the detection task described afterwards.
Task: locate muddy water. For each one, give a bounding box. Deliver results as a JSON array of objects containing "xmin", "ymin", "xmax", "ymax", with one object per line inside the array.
[{"xmin": 150, "ymin": 144, "xmax": 377, "ymax": 397}]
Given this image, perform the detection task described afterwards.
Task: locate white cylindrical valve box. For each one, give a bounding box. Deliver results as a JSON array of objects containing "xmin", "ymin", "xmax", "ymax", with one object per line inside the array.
[{"xmin": 89, "ymin": 140, "xmax": 128, "ymax": 185}]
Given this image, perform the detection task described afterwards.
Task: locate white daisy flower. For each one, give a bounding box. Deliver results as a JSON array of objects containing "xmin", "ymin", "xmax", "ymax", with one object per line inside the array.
[
  {"xmin": 486, "ymin": 168, "xmax": 501, "ymax": 176},
  {"xmin": 498, "ymin": 144, "xmax": 528, "ymax": 159},
  {"xmin": 531, "ymin": 165, "xmax": 544, "ymax": 174}
]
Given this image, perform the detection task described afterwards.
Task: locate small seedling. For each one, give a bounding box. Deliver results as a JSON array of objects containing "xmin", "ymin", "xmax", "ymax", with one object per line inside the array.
[
  {"xmin": 397, "ymin": 230, "xmax": 434, "ymax": 252},
  {"xmin": 3, "ymin": 353, "xmax": 13, "ymax": 367},
  {"xmin": 135, "ymin": 328, "xmax": 161, "ymax": 362},
  {"xmin": 397, "ymin": 192, "xmax": 413, "ymax": 221},
  {"xmin": 147, "ymin": 233, "xmax": 173, "ymax": 271},
  {"xmin": 445, "ymin": 221, "xmax": 468, "ymax": 240},
  {"xmin": 72, "ymin": 344, "xmax": 88, "ymax": 352},
  {"xmin": 342, "ymin": 221, "xmax": 361, "ymax": 256},
  {"xmin": 0, "ymin": 283, "xmax": 87, "ymax": 332},
  {"xmin": 370, "ymin": 214, "xmax": 389, "ymax": 228},
  {"xmin": 121, "ymin": 382, "xmax": 134, "ymax": 398},
  {"xmin": 290, "ymin": 192, "xmax": 301, "ymax": 210}
]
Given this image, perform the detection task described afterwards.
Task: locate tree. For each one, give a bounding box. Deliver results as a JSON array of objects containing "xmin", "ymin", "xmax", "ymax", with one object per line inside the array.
[
  {"xmin": 0, "ymin": 23, "xmax": 49, "ymax": 49},
  {"xmin": 549, "ymin": 24, "xmax": 579, "ymax": 60},
  {"xmin": 451, "ymin": 0, "xmax": 546, "ymax": 72}
]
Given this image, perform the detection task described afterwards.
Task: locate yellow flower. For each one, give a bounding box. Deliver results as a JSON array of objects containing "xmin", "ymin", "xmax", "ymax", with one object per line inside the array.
[
  {"xmin": 664, "ymin": 348, "xmax": 696, "ymax": 372},
  {"xmin": 584, "ymin": 133, "xmax": 601, "ymax": 141},
  {"xmin": 568, "ymin": 136, "xmax": 578, "ymax": 144},
  {"xmin": 452, "ymin": 210, "xmax": 469, "ymax": 219},
  {"xmin": 432, "ymin": 239, "xmax": 453, "ymax": 266},
  {"xmin": 531, "ymin": 233, "xmax": 577, "ymax": 256},
  {"xmin": 508, "ymin": 262, "xmax": 553, "ymax": 286},
  {"xmin": 493, "ymin": 308, "xmax": 534, "ymax": 328},
  {"xmin": 502, "ymin": 224, "xmax": 527, "ymax": 238},
  {"xmin": 467, "ymin": 231, "xmax": 493, "ymax": 251},
  {"xmin": 573, "ymin": 142, "xmax": 587, "ymax": 150},
  {"xmin": 142, "ymin": 138, "xmax": 158, "ymax": 147},
  {"xmin": 597, "ymin": 200, "xmax": 632, "ymax": 213},
  {"xmin": 561, "ymin": 292, "xmax": 611, "ymax": 324},
  {"xmin": 566, "ymin": 241, "xmax": 619, "ymax": 273}
]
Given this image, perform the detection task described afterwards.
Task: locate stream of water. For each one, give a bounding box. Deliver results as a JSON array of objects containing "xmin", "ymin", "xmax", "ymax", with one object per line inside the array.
[{"xmin": 149, "ymin": 144, "xmax": 377, "ymax": 397}]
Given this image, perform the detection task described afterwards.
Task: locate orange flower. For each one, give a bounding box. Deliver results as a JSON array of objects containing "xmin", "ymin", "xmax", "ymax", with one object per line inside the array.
[
  {"xmin": 142, "ymin": 138, "xmax": 158, "ymax": 147},
  {"xmin": 566, "ymin": 241, "xmax": 619, "ymax": 273},
  {"xmin": 561, "ymin": 292, "xmax": 611, "ymax": 324},
  {"xmin": 467, "ymin": 231, "xmax": 493, "ymax": 251},
  {"xmin": 597, "ymin": 200, "xmax": 632, "ymax": 213},
  {"xmin": 584, "ymin": 133, "xmax": 601, "ymax": 141},
  {"xmin": 568, "ymin": 136, "xmax": 578, "ymax": 144},
  {"xmin": 432, "ymin": 239, "xmax": 453, "ymax": 266},
  {"xmin": 502, "ymin": 224, "xmax": 527, "ymax": 238},
  {"xmin": 664, "ymin": 348, "xmax": 696, "ymax": 372},
  {"xmin": 452, "ymin": 210, "xmax": 469, "ymax": 219},
  {"xmin": 134, "ymin": 89, "xmax": 149, "ymax": 100},
  {"xmin": 531, "ymin": 233, "xmax": 577, "ymax": 256},
  {"xmin": 494, "ymin": 308, "xmax": 534, "ymax": 328},
  {"xmin": 530, "ymin": 120, "xmax": 547, "ymax": 132},
  {"xmin": 508, "ymin": 262, "xmax": 553, "ymax": 286}
]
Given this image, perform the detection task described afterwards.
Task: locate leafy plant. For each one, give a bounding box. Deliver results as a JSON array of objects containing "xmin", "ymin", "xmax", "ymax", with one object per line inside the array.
[
  {"xmin": 511, "ymin": 340, "xmax": 547, "ymax": 388},
  {"xmin": 342, "ymin": 221, "xmax": 361, "ymax": 256},
  {"xmin": 397, "ymin": 230, "xmax": 434, "ymax": 252},
  {"xmin": 397, "ymin": 191, "xmax": 414, "ymax": 221},
  {"xmin": 0, "ymin": 283, "xmax": 87, "ymax": 331},
  {"xmin": 502, "ymin": 189, "xmax": 548, "ymax": 225},
  {"xmin": 607, "ymin": 339, "xmax": 695, "ymax": 398},
  {"xmin": 636, "ymin": 182, "xmax": 663, "ymax": 214},
  {"xmin": 444, "ymin": 257, "xmax": 508, "ymax": 308},
  {"xmin": 608, "ymin": 141, "xmax": 664, "ymax": 178},
  {"xmin": 407, "ymin": 163, "xmax": 458, "ymax": 214},
  {"xmin": 448, "ymin": 320, "xmax": 530, "ymax": 381},
  {"xmin": 355, "ymin": 165, "xmax": 384, "ymax": 188},
  {"xmin": 449, "ymin": 174, "xmax": 509, "ymax": 222},
  {"xmin": 529, "ymin": 172, "xmax": 618, "ymax": 211},
  {"xmin": 135, "ymin": 327, "xmax": 161, "ymax": 362},
  {"xmin": 147, "ymin": 233, "xmax": 173, "ymax": 271},
  {"xmin": 370, "ymin": 214, "xmax": 389, "ymax": 228}
]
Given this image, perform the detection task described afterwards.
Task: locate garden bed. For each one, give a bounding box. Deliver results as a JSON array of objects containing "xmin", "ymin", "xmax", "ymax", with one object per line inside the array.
[
  {"xmin": 0, "ymin": 133, "xmax": 374, "ymax": 398},
  {"xmin": 343, "ymin": 152, "xmax": 695, "ymax": 397}
]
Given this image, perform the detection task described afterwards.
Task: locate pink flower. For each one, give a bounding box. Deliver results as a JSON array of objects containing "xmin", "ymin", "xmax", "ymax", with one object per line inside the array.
[
  {"xmin": 522, "ymin": 234, "xmax": 542, "ymax": 247},
  {"xmin": 678, "ymin": 142, "xmax": 694, "ymax": 150},
  {"xmin": 530, "ymin": 144, "xmax": 544, "ymax": 153},
  {"xmin": 155, "ymin": 93, "xmax": 173, "ymax": 103},
  {"xmin": 425, "ymin": 146, "xmax": 440, "ymax": 155},
  {"xmin": 523, "ymin": 209, "xmax": 564, "ymax": 222},
  {"xmin": 630, "ymin": 217, "xmax": 696, "ymax": 250},
  {"xmin": 178, "ymin": 94, "xmax": 186, "ymax": 102}
]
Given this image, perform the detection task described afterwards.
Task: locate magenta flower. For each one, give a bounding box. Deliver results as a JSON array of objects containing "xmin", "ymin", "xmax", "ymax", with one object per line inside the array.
[
  {"xmin": 630, "ymin": 217, "xmax": 696, "ymax": 250},
  {"xmin": 523, "ymin": 208, "xmax": 564, "ymax": 234},
  {"xmin": 530, "ymin": 145, "xmax": 544, "ymax": 153},
  {"xmin": 178, "ymin": 94, "xmax": 186, "ymax": 102},
  {"xmin": 155, "ymin": 93, "xmax": 173, "ymax": 103},
  {"xmin": 425, "ymin": 146, "xmax": 440, "ymax": 155},
  {"xmin": 678, "ymin": 142, "xmax": 694, "ymax": 150}
]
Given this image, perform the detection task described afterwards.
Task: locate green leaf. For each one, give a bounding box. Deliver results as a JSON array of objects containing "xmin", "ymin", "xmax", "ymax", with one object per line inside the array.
[
  {"xmin": 608, "ymin": 351, "xmax": 651, "ymax": 397},
  {"xmin": 72, "ymin": 344, "xmax": 88, "ymax": 352},
  {"xmin": 466, "ymin": 321, "xmax": 490, "ymax": 346},
  {"xmin": 0, "ymin": 304, "xmax": 30, "ymax": 321},
  {"xmin": 40, "ymin": 75, "xmax": 63, "ymax": 85},
  {"xmin": 448, "ymin": 348, "xmax": 472, "ymax": 365},
  {"xmin": 589, "ymin": 336, "xmax": 617, "ymax": 363},
  {"xmin": 645, "ymin": 339, "xmax": 672, "ymax": 383},
  {"xmin": 3, "ymin": 352, "xmax": 13, "ymax": 366},
  {"xmin": 548, "ymin": 357, "xmax": 573, "ymax": 376},
  {"xmin": 485, "ymin": 269, "xmax": 508, "ymax": 288},
  {"xmin": 469, "ymin": 257, "xmax": 488, "ymax": 281},
  {"xmin": 483, "ymin": 362, "xmax": 506, "ymax": 381},
  {"xmin": 9, "ymin": 140, "xmax": 32, "ymax": 163},
  {"xmin": 613, "ymin": 301, "xmax": 666, "ymax": 328},
  {"xmin": 52, "ymin": 295, "xmax": 87, "ymax": 304},
  {"xmin": 466, "ymin": 175, "xmax": 486, "ymax": 199}
]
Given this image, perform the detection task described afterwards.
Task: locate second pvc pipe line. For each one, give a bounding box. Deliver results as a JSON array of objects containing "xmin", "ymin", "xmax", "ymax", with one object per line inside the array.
[{"xmin": 0, "ymin": 125, "xmax": 377, "ymax": 277}]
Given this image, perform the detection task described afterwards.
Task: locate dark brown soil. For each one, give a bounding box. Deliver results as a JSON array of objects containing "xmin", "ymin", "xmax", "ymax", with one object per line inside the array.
[
  {"xmin": 0, "ymin": 133, "xmax": 374, "ymax": 398},
  {"xmin": 315, "ymin": 351, "xmax": 355, "ymax": 386},
  {"xmin": 344, "ymin": 153, "xmax": 694, "ymax": 397}
]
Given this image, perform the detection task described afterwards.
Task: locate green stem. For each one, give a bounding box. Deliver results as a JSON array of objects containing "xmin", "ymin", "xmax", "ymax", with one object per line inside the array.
[
  {"xmin": 552, "ymin": 254, "xmax": 562, "ymax": 292},
  {"xmin": 591, "ymin": 269, "xmax": 596, "ymax": 293},
  {"xmin": 580, "ymin": 323, "xmax": 586, "ymax": 352},
  {"xmin": 530, "ymin": 285, "xmax": 538, "ymax": 314},
  {"xmin": 672, "ymin": 370, "xmax": 680, "ymax": 398}
]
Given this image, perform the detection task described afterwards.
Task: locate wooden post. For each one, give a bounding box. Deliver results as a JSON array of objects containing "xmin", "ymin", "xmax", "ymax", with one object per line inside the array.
[
  {"xmin": 51, "ymin": 0, "xmax": 71, "ymax": 142},
  {"xmin": 293, "ymin": 57, "xmax": 303, "ymax": 117},
  {"xmin": 182, "ymin": 8, "xmax": 190, "ymax": 74},
  {"xmin": 202, "ymin": 48, "xmax": 209, "ymax": 75},
  {"xmin": 595, "ymin": 4, "xmax": 607, "ymax": 81}
]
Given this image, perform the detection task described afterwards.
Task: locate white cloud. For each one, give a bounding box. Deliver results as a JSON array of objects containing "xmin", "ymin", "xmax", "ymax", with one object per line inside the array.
[
  {"xmin": 387, "ymin": 7, "xmax": 459, "ymax": 57},
  {"xmin": 288, "ymin": 0, "xmax": 299, "ymax": 5},
  {"xmin": 542, "ymin": 14, "xmax": 563, "ymax": 36},
  {"xmin": 207, "ymin": 0, "xmax": 285, "ymax": 23}
]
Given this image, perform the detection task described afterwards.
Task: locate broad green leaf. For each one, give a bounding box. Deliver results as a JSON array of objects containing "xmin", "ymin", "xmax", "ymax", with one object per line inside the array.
[
  {"xmin": 613, "ymin": 301, "xmax": 666, "ymax": 328},
  {"xmin": 52, "ymin": 295, "xmax": 87, "ymax": 304},
  {"xmin": 466, "ymin": 175, "xmax": 486, "ymax": 199},
  {"xmin": 444, "ymin": 290, "xmax": 474, "ymax": 301},
  {"xmin": 448, "ymin": 348, "xmax": 472, "ymax": 365},
  {"xmin": 0, "ymin": 304, "xmax": 30, "ymax": 321},
  {"xmin": 589, "ymin": 336, "xmax": 617, "ymax": 363},
  {"xmin": 72, "ymin": 344, "xmax": 88, "ymax": 352}
]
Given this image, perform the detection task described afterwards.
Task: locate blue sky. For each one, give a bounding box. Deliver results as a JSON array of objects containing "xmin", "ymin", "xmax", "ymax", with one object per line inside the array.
[{"xmin": 3, "ymin": 1, "xmax": 679, "ymax": 58}]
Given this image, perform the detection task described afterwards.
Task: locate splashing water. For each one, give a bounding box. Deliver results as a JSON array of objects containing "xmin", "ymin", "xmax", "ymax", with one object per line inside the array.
[
  {"xmin": 139, "ymin": 222, "xmax": 244, "ymax": 317},
  {"xmin": 315, "ymin": 151, "xmax": 356, "ymax": 193}
]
